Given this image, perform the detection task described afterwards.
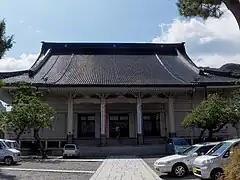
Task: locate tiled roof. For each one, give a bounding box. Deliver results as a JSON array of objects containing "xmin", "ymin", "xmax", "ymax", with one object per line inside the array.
[{"xmin": 0, "ymin": 42, "xmax": 239, "ymax": 87}]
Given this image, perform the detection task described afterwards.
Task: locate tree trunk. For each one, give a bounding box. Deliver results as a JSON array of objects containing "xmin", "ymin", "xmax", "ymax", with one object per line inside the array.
[
  {"xmin": 33, "ymin": 129, "xmax": 46, "ymax": 159},
  {"xmin": 198, "ymin": 129, "xmax": 206, "ymax": 142},
  {"xmin": 223, "ymin": 0, "xmax": 240, "ymax": 30},
  {"xmin": 208, "ymin": 129, "xmax": 213, "ymax": 141},
  {"xmin": 16, "ymin": 128, "xmax": 25, "ymax": 142}
]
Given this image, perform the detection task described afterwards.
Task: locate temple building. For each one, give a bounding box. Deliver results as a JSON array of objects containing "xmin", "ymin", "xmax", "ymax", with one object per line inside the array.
[{"xmin": 0, "ymin": 42, "xmax": 239, "ymax": 152}]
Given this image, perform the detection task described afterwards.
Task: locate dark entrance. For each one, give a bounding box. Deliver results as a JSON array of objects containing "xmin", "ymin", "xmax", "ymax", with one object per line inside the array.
[
  {"xmin": 143, "ymin": 113, "xmax": 160, "ymax": 136},
  {"xmin": 78, "ymin": 114, "xmax": 95, "ymax": 138},
  {"xmin": 109, "ymin": 113, "xmax": 129, "ymax": 138}
]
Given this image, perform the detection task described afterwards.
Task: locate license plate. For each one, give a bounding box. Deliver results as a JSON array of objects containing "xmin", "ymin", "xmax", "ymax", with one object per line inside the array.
[{"xmin": 193, "ymin": 167, "xmax": 197, "ymax": 173}]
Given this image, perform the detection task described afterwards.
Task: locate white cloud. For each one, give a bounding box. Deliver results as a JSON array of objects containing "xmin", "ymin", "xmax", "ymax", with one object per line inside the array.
[
  {"xmin": 0, "ymin": 53, "xmax": 38, "ymax": 72},
  {"xmin": 153, "ymin": 5, "xmax": 240, "ymax": 68}
]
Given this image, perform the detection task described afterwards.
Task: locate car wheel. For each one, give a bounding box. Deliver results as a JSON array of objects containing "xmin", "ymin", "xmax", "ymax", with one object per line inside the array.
[
  {"xmin": 172, "ymin": 163, "xmax": 187, "ymax": 177},
  {"xmin": 211, "ymin": 169, "xmax": 223, "ymax": 180},
  {"xmin": 4, "ymin": 157, "xmax": 13, "ymax": 165}
]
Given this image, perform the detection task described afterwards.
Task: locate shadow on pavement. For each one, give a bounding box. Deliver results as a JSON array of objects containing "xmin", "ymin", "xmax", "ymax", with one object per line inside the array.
[
  {"xmin": 0, "ymin": 163, "xmax": 21, "ymax": 167},
  {"xmin": 159, "ymin": 174, "xmax": 197, "ymax": 180},
  {"xmin": 0, "ymin": 170, "xmax": 17, "ymax": 180}
]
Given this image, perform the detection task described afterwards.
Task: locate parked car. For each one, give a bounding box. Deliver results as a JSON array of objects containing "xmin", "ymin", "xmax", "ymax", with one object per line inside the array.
[
  {"xmin": 154, "ymin": 142, "xmax": 219, "ymax": 177},
  {"xmin": 166, "ymin": 138, "xmax": 190, "ymax": 155},
  {"xmin": 63, "ymin": 144, "xmax": 80, "ymax": 158},
  {"xmin": 0, "ymin": 139, "xmax": 21, "ymax": 165},
  {"xmin": 193, "ymin": 138, "xmax": 240, "ymax": 180}
]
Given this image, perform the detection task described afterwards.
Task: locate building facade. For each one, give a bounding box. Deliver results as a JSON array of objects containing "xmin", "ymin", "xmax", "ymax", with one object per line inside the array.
[{"xmin": 0, "ymin": 42, "xmax": 239, "ymax": 150}]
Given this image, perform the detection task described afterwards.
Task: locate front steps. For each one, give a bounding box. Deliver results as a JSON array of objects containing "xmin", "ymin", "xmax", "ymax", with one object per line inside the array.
[{"xmin": 78, "ymin": 144, "xmax": 166, "ymax": 157}]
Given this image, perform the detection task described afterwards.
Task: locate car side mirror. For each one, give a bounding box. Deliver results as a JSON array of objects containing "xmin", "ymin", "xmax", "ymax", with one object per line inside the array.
[
  {"xmin": 223, "ymin": 150, "xmax": 230, "ymax": 158},
  {"xmin": 192, "ymin": 152, "xmax": 198, "ymax": 157}
]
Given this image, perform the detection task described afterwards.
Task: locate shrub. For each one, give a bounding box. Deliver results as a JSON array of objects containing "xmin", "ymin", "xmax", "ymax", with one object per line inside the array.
[{"xmin": 222, "ymin": 147, "xmax": 240, "ymax": 180}]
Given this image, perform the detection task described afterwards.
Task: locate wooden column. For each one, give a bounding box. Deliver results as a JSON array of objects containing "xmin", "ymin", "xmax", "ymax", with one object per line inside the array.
[
  {"xmin": 67, "ymin": 92, "xmax": 74, "ymax": 143},
  {"xmin": 136, "ymin": 94, "xmax": 143, "ymax": 145},
  {"xmin": 100, "ymin": 96, "xmax": 107, "ymax": 146}
]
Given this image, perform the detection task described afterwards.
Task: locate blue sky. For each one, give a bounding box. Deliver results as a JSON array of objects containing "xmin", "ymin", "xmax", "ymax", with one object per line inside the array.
[
  {"xmin": 1, "ymin": 0, "xmax": 178, "ymax": 58},
  {"xmin": 0, "ymin": 0, "xmax": 239, "ymax": 72}
]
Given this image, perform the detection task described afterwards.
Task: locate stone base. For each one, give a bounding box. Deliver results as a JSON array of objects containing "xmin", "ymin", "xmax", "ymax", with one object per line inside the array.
[
  {"xmin": 100, "ymin": 134, "xmax": 107, "ymax": 146},
  {"xmin": 67, "ymin": 134, "xmax": 74, "ymax": 144},
  {"xmin": 137, "ymin": 133, "xmax": 144, "ymax": 145},
  {"xmin": 169, "ymin": 132, "xmax": 177, "ymax": 138}
]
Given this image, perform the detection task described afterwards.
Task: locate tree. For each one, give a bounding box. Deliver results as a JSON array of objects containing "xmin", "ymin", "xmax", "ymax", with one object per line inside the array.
[
  {"xmin": 227, "ymin": 89, "xmax": 240, "ymax": 137},
  {"xmin": 0, "ymin": 83, "xmax": 56, "ymax": 158},
  {"xmin": 177, "ymin": 0, "xmax": 240, "ymax": 30},
  {"xmin": 182, "ymin": 93, "xmax": 237, "ymax": 141},
  {"xmin": 0, "ymin": 19, "xmax": 13, "ymax": 88},
  {"xmin": 0, "ymin": 19, "xmax": 14, "ymax": 59}
]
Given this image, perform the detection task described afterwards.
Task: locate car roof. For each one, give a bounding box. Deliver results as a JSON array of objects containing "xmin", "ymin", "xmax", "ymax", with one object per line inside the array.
[
  {"xmin": 194, "ymin": 142, "xmax": 220, "ymax": 146},
  {"xmin": 223, "ymin": 138, "xmax": 240, "ymax": 143},
  {"xmin": 64, "ymin": 144, "xmax": 76, "ymax": 146}
]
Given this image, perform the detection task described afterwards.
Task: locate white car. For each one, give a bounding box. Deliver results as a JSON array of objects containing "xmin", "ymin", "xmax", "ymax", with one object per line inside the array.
[
  {"xmin": 193, "ymin": 138, "xmax": 240, "ymax": 180},
  {"xmin": 154, "ymin": 142, "xmax": 219, "ymax": 177},
  {"xmin": 0, "ymin": 139, "xmax": 21, "ymax": 165},
  {"xmin": 63, "ymin": 144, "xmax": 80, "ymax": 158}
]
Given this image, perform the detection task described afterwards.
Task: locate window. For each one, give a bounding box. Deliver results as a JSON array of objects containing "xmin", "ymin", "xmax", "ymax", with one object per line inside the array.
[
  {"xmin": 78, "ymin": 114, "xmax": 95, "ymax": 138},
  {"xmin": 196, "ymin": 145, "xmax": 215, "ymax": 155},
  {"xmin": 0, "ymin": 142, "xmax": 3, "ymax": 149},
  {"xmin": 181, "ymin": 146, "xmax": 199, "ymax": 155},
  {"xmin": 109, "ymin": 114, "xmax": 129, "ymax": 138},
  {"xmin": 64, "ymin": 144, "xmax": 76, "ymax": 150},
  {"xmin": 207, "ymin": 142, "xmax": 232, "ymax": 156},
  {"xmin": 143, "ymin": 113, "xmax": 160, "ymax": 136}
]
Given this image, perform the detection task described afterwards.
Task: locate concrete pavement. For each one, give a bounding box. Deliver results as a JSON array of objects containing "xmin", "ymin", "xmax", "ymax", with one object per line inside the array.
[{"xmin": 90, "ymin": 156, "xmax": 161, "ymax": 180}]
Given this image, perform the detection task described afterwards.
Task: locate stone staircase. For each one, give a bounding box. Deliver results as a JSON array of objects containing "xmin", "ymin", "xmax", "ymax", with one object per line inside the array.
[{"xmin": 78, "ymin": 144, "xmax": 166, "ymax": 157}]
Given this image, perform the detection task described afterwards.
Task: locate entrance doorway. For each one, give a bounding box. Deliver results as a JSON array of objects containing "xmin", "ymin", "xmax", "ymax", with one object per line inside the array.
[
  {"xmin": 109, "ymin": 113, "xmax": 129, "ymax": 138},
  {"xmin": 143, "ymin": 113, "xmax": 160, "ymax": 136},
  {"xmin": 78, "ymin": 114, "xmax": 95, "ymax": 138}
]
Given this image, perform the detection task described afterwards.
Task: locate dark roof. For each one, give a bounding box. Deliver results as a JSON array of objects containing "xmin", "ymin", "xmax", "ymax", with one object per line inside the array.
[{"xmin": 0, "ymin": 42, "xmax": 239, "ymax": 87}]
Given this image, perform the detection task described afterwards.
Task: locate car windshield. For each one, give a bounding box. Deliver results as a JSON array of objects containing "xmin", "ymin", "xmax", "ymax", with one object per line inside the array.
[
  {"xmin": 4, "ymin": 142, "xmax": 12, "ymax": 148},
  {"xmin": 207, "ymin": 142, "xmax": 232, "ymax": 156},
  {"xmin": 13, "ymin": 142, "xmax": 20, "ymax": 149},
  {"xmin": 173, "ymin": 139, "xmax": 189, "ymax": 146},
  {"xmin": 64, "ymin": 145, "xmax": 76, "ymax": 149},
  {"xmin": 181, "ymin": 145, "xmax": 199, "ymax": 155}
]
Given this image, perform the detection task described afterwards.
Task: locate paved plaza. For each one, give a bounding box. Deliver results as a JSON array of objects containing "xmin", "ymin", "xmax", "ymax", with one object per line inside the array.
[{"xmin": 0, "ymin": 157, "xmax": 199, "ymax": 180}]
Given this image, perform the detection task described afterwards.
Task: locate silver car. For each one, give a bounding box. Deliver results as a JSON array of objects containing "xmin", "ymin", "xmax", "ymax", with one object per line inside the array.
[{"xmin": 154, "ymin": 142, "xmax": 219, "ymax": 177}]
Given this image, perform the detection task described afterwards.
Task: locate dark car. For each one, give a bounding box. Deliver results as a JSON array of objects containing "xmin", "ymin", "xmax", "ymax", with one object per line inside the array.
[{"xmin": 166, "ymin": 138, "xmax": 190, "ymax": 155}]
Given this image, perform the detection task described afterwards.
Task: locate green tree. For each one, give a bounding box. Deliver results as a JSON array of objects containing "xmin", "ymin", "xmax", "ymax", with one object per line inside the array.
[
  {"xmin": 0, "ymin": 19, "xmax": 14, "ymax": 59},
  {"xmin": 0, "ymin": 83, "xmax": 56, "ymax": 158},
  {"xmin": 227, "ymin": 89, "xmax": 240, "ymax": 137},
  {"xmin": 0, "ymin": 19, "xmax": 13, "ymax": 87},
  {"xmin": 177, "ymin": 0, "xmax": 240, "ymax": 30},
  {"xmin": 182, "ymin": 93, "xmax": 235, "ymax": 141}
]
